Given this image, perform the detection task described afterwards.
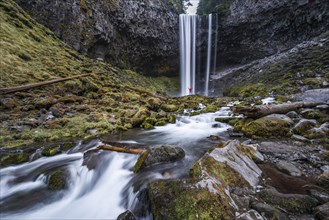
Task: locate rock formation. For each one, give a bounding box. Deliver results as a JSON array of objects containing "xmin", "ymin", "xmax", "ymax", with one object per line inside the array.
[{"xmin": 14, "ymin": 0, "xmax": 180, "ymax": 76}]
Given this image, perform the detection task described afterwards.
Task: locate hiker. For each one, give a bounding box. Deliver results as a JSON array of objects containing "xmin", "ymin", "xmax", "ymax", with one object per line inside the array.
[{"xmin": 188, "ymin": 88, "xmax": 193, "ymax": 94}]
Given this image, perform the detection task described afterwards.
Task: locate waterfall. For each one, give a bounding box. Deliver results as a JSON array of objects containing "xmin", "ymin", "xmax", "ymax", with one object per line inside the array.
[
  {"xmin": 204, "ymin": 14, "xmax": 212, "ymax": 96},
  {"xmin": 179, "ymin": 14, "xmax": 197, "ymax": 96},
  {"xmin": 179, "ymin": 13, "xmax": 219, "ymax": 97}
]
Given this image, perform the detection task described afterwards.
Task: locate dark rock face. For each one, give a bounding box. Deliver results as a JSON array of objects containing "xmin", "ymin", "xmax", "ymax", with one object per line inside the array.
[
  {"xmin": 217, "ymin": 0, "xmax": 329, "ymax": 67},
  {"xmin": 14, "ymin": 0, "xmax": 179, "ymax": 76}
]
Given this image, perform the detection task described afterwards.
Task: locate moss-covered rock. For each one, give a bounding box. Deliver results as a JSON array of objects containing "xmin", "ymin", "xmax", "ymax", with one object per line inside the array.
[
  {"xmin": 203, "ymin": 105, "xmax": 218, "ymax": 113},
  {"xmin": 41, "ymin": 146, "xmax": 59, "ymax": 157},
  {"xmin": 167, "ymin": 114, "xmax": 176, "ymax": 123},
  {"xmin": 294, "ymin": 120, "xmax": 329, "ymax": 139},
  {"xmin": 146, "ymin": 98, "xmax": 162, "ymax": 111},
  {"xmin": 148, "ymin": 180, "xmax": 235, "ymax": 220},
  {"xmin": 59, "ymin": 142, "xmax": 76, "ymax": 151},
  {"xmin": 0, "ymin": 153, "xmax": 29, "ymax": 167},
  {"xmin": 47, "ymin": 170, "xmax": 69, "ymax": 190},
  {"xmin": 241, "ymin": 115, "xmax": 293, "ymax": 138},
  {"xmin": 161, "ymin": 104, "xmax": 178, "ymax": 112},
  {"xmin": 316, "ymin": 174, "xmax": 329, "ymax": 189},
  {"xmin": 258, "ymin": 187, "xmax": 319, "ymax": 214}
]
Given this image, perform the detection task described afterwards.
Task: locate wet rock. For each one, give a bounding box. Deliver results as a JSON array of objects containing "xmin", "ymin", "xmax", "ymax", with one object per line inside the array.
[
  {"xmin": 236, "ymin": 209, "xmax": 264, "ymax": 220},
  {"xmin": 148, "ymin": 140, "xmax": 263, "ymax": 220},
  {"xmin": 0, "ymin": 98, "xmax": 17, "ymax": 110},
  {"xmin": 276, "ymin": 161, "xmax": 302, "ymax": 177},
  {"xmin": 59, "ymin": 142, "xmax": 76, "ymax": 152},
  {"xmin": 134, "ymin": 145, "xmax": 185, "ymax": 173},
  {"xmin": 41, "ymin": 146, "xmax": 59, "ymax": 157},
  {"xmin": 117, "ymin": 210, "xmax": 136, "ymax": 220},
  {"xmin": 258, "ymin": 187, "xmax": 319, "ymax": 214},
  {"xmin": 314, "ymin": 202, "xmax": 329, "ymax": 220},
  {"xmin": 0, "ymin": 153, "xmax": 29, "ymax": 167},
  {"xmin": 47, "ymin": 170, "xmax": 69, "ymax": 190},
  {"xmin": 310, "ymin": 190, "xmax": 329, "ymax": 203},
  {"xmin": 35, "ymin": 97, "xmax": 57, "ymax": 109},
  {"xmin": 251, "ymin": 202, "xmax": 289, "ymax": 220},
  {"xmin": 241, "ymin": 114, "xmax": 293, "ymax": 139}
]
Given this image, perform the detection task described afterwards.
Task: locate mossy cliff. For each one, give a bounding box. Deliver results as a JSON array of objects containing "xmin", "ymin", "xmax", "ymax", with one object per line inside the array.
[
  {"xmin": 13, "ymin": 0, "xmax": 180, "ymax": 76},
  {"xmin": 0, "ymin": 0, "xmax": 181, "ymax": 149}
]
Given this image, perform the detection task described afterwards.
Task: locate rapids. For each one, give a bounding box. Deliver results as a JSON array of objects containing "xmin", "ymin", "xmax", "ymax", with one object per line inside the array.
[{"xmin": 0, "ymin": 107, "xmax": 233, "ymax": 219}]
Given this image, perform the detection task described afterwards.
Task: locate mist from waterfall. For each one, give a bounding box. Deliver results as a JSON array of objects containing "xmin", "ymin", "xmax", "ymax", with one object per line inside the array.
[{"xmin": 179, "ymin": 13, "xmax": 219, "ymax": 96}]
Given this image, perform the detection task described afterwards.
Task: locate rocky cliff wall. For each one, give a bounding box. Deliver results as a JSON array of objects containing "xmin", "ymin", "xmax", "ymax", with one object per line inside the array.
[
  {"xmin": 14, "ymin": 0, "xmax": 180, "ymax": 76},
  {"xmin": 199, "ymin": 0, "xmax": 329, "ymax": 67}
]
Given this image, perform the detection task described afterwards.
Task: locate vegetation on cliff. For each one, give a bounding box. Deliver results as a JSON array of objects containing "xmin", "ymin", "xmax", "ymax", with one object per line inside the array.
[{"xmin": 0, "ymin": 0, "xmax": 180, "ymax": 148}]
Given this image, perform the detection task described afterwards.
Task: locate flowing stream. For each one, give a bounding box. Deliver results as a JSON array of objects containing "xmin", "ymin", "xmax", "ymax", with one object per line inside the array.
[{"xmin": 0, "ymin": 107, "xmax": 233, "ymax": 220}]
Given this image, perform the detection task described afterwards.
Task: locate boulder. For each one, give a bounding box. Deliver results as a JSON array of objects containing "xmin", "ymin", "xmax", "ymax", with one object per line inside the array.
[
  {"xmin": 0, "ymin": 153, "xmax": 29, "ymax": 167},
  {"xmin": 47, "ymin": 170, "xmax": 69, "ymax": 190},
  {"xmin": 148, "ymin": 140, "xmax": 263, "ymax": 220},
  {"xmin": 251, "ymin": 202, "xmax": 289, "ymax": 220},
  {"xmin": 258, "ymin": 187, "xmax": 319, "ymax": 214},
  {"xmin": 117, "ymin": 210, "xmax": 136, "ymax": 220},
  {"xmin": 134, "ymin": 145, "xmax": 185, "ymax": 173},
  {"xmin": 275, "ymin": 161, "xmax": 302, "ymax": 177},
  {"xmin": 294, "ymin": 120, "xmax": 329, "ymax": 139},
  {"xmin": 241, "ymin": 114, "xmax": 293, "ymax": 139}
]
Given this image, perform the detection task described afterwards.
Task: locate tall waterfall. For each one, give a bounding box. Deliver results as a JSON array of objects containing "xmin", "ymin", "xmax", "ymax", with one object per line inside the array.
[{"xmin": 179, "ymin": 14, "xmax": 218, "ymax": 96}]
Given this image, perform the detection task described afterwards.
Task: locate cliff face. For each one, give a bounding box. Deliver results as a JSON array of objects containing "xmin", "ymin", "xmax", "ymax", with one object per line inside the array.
[
  {"xmin": 14, "ymin": 0, "xmax": 180, "ymax": 76},
  {"xmin": 199, "ymin": 0, "xmax": 329, "ymax": 67}
]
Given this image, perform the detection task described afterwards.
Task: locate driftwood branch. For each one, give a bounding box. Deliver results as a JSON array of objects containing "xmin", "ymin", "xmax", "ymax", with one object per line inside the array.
[
  {"xmin": 232, "ymin": 102, "xmax": 322, "ymax": 118},
  {"xmin": 97, "ymin": 145, "xmax": 146, "ymax": 154},
  {"xmin": 0, "ymin": 73, "xmax": 92, "ymax": 94}
]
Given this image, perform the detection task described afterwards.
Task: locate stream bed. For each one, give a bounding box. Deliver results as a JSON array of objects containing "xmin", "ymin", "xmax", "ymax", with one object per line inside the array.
[{"xmin": 0, "ymin": 107, "xmax": 233, "ymax": 220}]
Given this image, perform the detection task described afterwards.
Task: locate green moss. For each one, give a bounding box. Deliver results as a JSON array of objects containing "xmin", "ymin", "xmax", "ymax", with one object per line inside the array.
[
  {"xmin": 167, "ymin": 114, "xmax": 176, "ymax": 123},
  {"xmin": 42, "ymin": 146, "xmax": 59, "ymax": 156},
  {"xmin": 203, "ymin": 105, "xmax": 218, "ymax": 113},
  {"xmin": 161, "ymin": 104, "xmax": 179, "ymax": 112},
  {"xmin": 242, "ymin": 117, "xmax": 292, "ymax": 139},
  {"xmin": 60, "ymin": 142, "xmax": 75, "ymax": 151},
  {"xmin": 0, "ymin": 153, "xmax": 29, "ymax": 167},
  {"xmin": 48, "ymin": 170, "xmax": 68, "ymax": 190},
  {"xmin": 148, "ymin": 180, "xmax": 234, "ymax": 220},
  {"xmin": 134, "ymin": 150, "xmax": 149, "ymax": 173},
  {"xmin": 155, "ymin": 120, "xmax": 166, "ymax": 126}
]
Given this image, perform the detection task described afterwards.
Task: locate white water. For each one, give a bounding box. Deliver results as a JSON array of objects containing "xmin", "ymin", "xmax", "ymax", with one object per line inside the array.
[
  {"xmin": 0, "ymin": 152, "xmax": 137, "ymax": 220},
  {"xmin": 204, "ymin": 14, "xmax": 212, "ymax": 96},
  {"xmin": 180, "ymin": 14, "xmax": 197, "ymax": 96},
  {"xmin": 0, "ymin": 107, "xmax": 234, "ymax": 219}
]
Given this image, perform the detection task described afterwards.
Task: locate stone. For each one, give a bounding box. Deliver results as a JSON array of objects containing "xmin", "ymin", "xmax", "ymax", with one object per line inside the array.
[
  {"xmin": 276, "ymin": 161, "xmax": 302, "ymax": 177},
  {"xmin": 258, "ymin": 187, "xmax": 319, "ymax": 214},
  {"xmin": 251, "ymin": 202, "xmax": 289, "ymax": 220},
  {"xmin": 292, "ymin": 89, "xmax": 329, "ymax": 103},
  {"xmin": 241, "ymin": 114, "xmax": 293, "ymax": 139},
  {"xmin": 286, "ymin": 111, "xmax": 300, "ymax": 119},
  {"xmin": 134, "ymin": 145, "xmax": 185, "ymax": 172},
  {"xmin": 117, "ymin": 210, "xmax": 136, "ymax": 220},
  {"xmin": 41, "ymin": 146, "xmax": 59, "ymax": 157},
  {"xmin": 47, "ymin": 170, "xmax": 68, "ymax": 190},
  {"xmin": 314, "ymin": 202, "xmax": 329, "ymax": 220},
  {"xmin": 0, "ymin": 153, "xmax": 29, "ymax": 167},
  {"xmin": 0, "ymin": 98, "xmax": 17, "ymax": 110},
  {"xmin": 236, "ymin": 210, "xmax": 264, "ymax": 220},
  {"xmin": 316, "ymin": 174, "xmax": 329, "ymax": 189},
  {"xmin": 310, "ymin": 190, "xmax": 329, "ymax": 203}
]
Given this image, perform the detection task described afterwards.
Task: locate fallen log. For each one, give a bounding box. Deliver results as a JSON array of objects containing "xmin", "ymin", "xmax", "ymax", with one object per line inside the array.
[
  {"xmin": 232, "ymin": 102, "xmax": 322, "ymax": 118},
  {"xmin": 0, "ymin": 73, "xmax": 92, "ymax": 94},
  {"xmin": 97, "ymin": 145, "xmax": 147, "ymax": 154}
]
